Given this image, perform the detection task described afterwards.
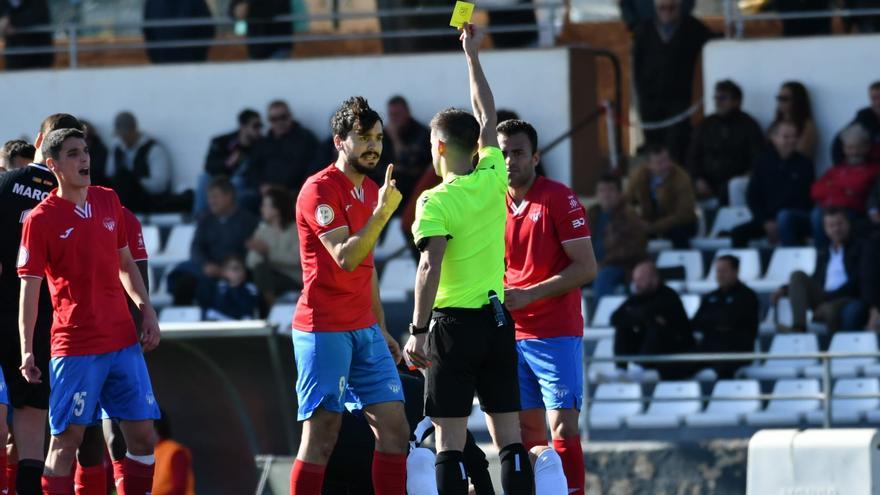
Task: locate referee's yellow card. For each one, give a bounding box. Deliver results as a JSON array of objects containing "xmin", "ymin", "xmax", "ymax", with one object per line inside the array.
[{"xmin": 450, "ymin": 1, "xmax": 475, "ymax": 28}]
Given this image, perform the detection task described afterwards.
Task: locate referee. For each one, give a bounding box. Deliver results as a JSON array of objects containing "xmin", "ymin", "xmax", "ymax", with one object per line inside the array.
[{"xmin": 403, "ymin": 23, "xmax": 534, "ymax": 495}]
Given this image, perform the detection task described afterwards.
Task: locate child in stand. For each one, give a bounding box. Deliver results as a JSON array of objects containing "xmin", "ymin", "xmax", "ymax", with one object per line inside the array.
[{"xmin": 204, "ymin": 255, "xmax": 259, "ymax": 321}]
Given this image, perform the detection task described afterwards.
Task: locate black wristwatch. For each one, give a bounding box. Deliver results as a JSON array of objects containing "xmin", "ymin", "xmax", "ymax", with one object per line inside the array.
[{"xmin": 408, "ymin": 323, "xmax": 428, "ymax": 335}]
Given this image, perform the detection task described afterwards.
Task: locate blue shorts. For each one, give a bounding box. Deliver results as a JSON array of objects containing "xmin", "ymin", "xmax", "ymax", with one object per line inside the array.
[
  {"xmin": 292, "ymin": 324, "xmax": 404, "ymax": 421},
  {"xmin": 516, "ymin": 336, "xmax": 583, "ymax": 411},
  {"xmin": 0, "ymin": 365, "xmax": 8, "ymax": 410},
  {"xmin": 48, "ymin": 343, "xmax": 160, "ymax": 435}
]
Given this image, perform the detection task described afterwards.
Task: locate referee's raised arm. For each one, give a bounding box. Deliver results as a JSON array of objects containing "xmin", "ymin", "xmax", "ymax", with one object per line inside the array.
[{"xmin": 461, "ymin": 23, "xmax": 498, "ymax": 149}]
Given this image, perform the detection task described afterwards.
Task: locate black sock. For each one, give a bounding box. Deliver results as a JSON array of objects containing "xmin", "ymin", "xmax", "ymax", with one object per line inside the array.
[
  {"xmin": 499, "ymin": 443, "xmax": 534, "ymax": 495},
  {"xmin": 463, "ymin": 431, "xmax": 495, "ymax": 495},
  {"xmin": 435, "ymin": 450, "xmax": 468, "ymax": 495},
  {"xmin": 17, "ymin": 458, "xmax": 45, "ymax": 495}
]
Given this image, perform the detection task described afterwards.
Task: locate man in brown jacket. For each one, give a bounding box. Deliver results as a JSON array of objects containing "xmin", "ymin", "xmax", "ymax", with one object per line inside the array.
[
  {"xmin": 624, "ymin": 142, "xmax": 698, "ymax": 248},
  {"xmin": 588, "ymin": 174, "xmax": 648, "ymax": 306}
]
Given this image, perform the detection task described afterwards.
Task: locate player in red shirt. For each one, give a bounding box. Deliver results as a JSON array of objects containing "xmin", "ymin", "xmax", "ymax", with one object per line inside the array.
[
  {"xmin": 499, "ymin": 120, "xmax": 597, "ymax": 495},
  {"xmin": 17, "ymin": 128, "xmax": 161, "ymax": 495},
  {"xmin": 290, "ymin": 97, "xmax": 409, "ymax": 495}
]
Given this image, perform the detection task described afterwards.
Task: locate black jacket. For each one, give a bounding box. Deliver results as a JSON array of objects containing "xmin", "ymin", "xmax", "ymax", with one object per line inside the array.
[
  {"xmin": 813, "ymin": 238, "xmax": 864, "ymax": 301},
  {"xmin": 862, "ymin": 231, "xmax": 880, "ymax": 309},
  {"xmin": 746, "ymin": 147, "xmax": 815, "ymax": 222},
  {"xmin": 229, "ymin": 0, "xmax": 293, "ymax": 60},
  {"xmin": 611, "ymin": 284, "xmax": 695, "ymax": 368},
  {"xmin": 204, "ymin": 130, "xmax": 258, "ymax": 185},
  {"xmin": 143, "ymin": 0, "xmax": 216, "ymax": 64},
  {"xmin": 191, "ymin": 207, "xmax": 260, "ymax": 265},
  {"xmin": 832, "ymin": 107, "xmax": 880, "ymax": 165},
  {"xmin": 692, "ymin": 281, "xmax": 759, "ymax": 354},
  {"xmin": 252, "ymin": 122, "xmax": 318, "ymax": 193},
  {"xmin": 0, "ymin": 0, "xmax": 53, "ymax": 69}
]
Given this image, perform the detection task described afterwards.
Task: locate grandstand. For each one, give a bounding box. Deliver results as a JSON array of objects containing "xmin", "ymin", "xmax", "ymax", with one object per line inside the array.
[{"xmin": 2, "ymin": 1, "xmax": 880, "ymax": 494}]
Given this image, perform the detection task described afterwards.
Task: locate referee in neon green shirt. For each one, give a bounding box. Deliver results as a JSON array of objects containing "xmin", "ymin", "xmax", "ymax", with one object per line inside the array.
[{"xmin": 403, "ymin": 23, "xmax": 535, "ymax": 495}]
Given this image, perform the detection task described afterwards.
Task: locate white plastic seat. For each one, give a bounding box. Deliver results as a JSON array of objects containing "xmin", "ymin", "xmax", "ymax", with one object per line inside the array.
[
  {"xmin": 150, "ymin": 224, "xmax": 196, "ymax": 267},
  {"xmin": 159, "ymin": 305, "xmax": 202, "ymax": 323},
  {"xmin": 681, "ymin": 294, "xmax": 701, "ymax": 319},
  {"xmin": 590, "ymin": 295, "xmax": 627, "ymax": 328},
  {"xmin": 657, "ymin": 250, "xmax": 704, "ymax": 291},
  {"xmin": 804, "ymin": 332, "xmax": 878, "ymax": 378},
  {"xmin": 145, "ymin": 212, "xmax": 185, "ymax": 227},
  {"xmin": 379, "ymin": 257, "xmax": 417, "ymax": 302},
  {"xmin": 741, "ymin": 334, "xmax": 819, "ymax": 379},
  {"xmin": 589, "ymin": 383, "xmax": 643, "ymax": 429},
  {"xmin": 750, "ymin": 247, "xmax": 817, "ymax": 293},
  {"xmin": 588, "ymin": 338, "xmax": 621, "ymax": 381},
  {"xmin": 626, "ymin": 381, "xmax": 702, "ymax": 428},
  {"xmin": 647, "ymin": 239, "xmax": 673, "ymax": 253},
  {"xmin": 690, "ymin": 206, "xmax": 752, "ymax": 250},
  {"xmin": 268, "ymin": 303, "xmax": 297, "ymax": 333},
  {"xmin": 745, "ymin": 379, "xmax": 821, "ymax": 426},
  {"xmin": 375, "ymin": 218, "xmax": 407, "ymax": 261},
  {"xmin": 686, "ymin": 380, "xmax": 761, "ymax": 427},
  {"xmin": 140, "ymin": 225, "xmax": 161, "ymax": 257},
  {"xmin": 687, "ymin": 249, "xmax": 761, "ymax": 294},
  {"xmin": 806, "ymin": 378, "xmax": 880, "ymax": 424}
]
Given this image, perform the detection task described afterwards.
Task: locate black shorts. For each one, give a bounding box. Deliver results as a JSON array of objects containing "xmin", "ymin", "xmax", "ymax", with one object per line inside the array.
[
  {"xmin": 0, "ymin": 311, "xmax": 51, "ymax": 410},
  {"xmin": 424, "ymin": 305, "xmax": 520, "ymax": 417}
]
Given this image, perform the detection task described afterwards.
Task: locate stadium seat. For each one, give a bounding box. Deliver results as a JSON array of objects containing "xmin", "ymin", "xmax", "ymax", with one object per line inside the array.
[
  {"xmin": 590, "ymin": 295, "xmax": 627, "ymax": 329},
  {"xmin": 159, "ymin": 305, "xmax": 202, "ymax": 323},
  {"xmin": 804, "ymin": 332, "xmax": 878, "ymax": 378},
  {"xmin": 141, "ymin": 225, "xmax": 161, "ymax": 257},
  {"xmin": 656, "ymin": 250, "xmax": 704, "ymax": 292},
  {"xmin": 806, "ymin": 378, "xmax": 880, "ymax": 425},
  {"xmin": 690, "ymin": 206, "xmax": 752, "ymax": 250},
  {"xmin": 375, "ymin": 218, "xmax": 407, "ymax": 261},
  {"xmin": 588, "ymin": 338, "xmax": 621, "ymax": 381},
  {"xmin": 379, "ymin": 257, "xmax": 417, "ymax": 302},
  {"xmin": 681, "ymin": 294, "xmax": 701, "ymax": 319},
  {"xmin": 647, "ymin": 239, "xmax": 673, "ymax": 253},
  {"xmin": 750, "ymin": 247, "xmax": 817, "ymax": 293},
  {"xmin": 589, "ymin": 383, "xmax": 643, "ymax": 429},
  {"xmin": 151, "ymin": 224, "xmax": 196, "ymax": 267},
  {"xmin": 145, "ymin": 213, "xmax": 185, "ymax": 227},
  {"xmin": 740, "ymin": 333, "xmax": 819, "ymax": 379},
  {"xmin": 685, "ymin": 380, "xmax": 761, "ymax": 427},
  {"xmin": 687, "ymin": 249, "xmax": 762, "ymax": 294},
  {"xmin": 149, "ymin": 268, "xmax": 173, "ymax": 308},
  {"xmin": 626, "ymin": 381, "xmax": 702, "ymax": 428},
  {"xmin": 267, "ymin": 303, "xmax": 297, "ymax": 333},
  {"xmin": 745, "ymin": 379, "xmax": 821, "ymax": 426}
]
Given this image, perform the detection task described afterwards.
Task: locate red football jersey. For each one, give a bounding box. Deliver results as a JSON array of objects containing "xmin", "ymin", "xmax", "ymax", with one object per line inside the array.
[
  {"xmin": 123, "ymin": 207, "xmax": 149, "ymax": 261},
  {"xmin": 505, "ymin": 176, "xmax": 591, "ymax": 340},
  {"xmin": 17, "ymin": 186, "xmax": 137, "ymax": 356},
  {"xmin": 294, "ymin": 165, "xmax": 379, "ymax": 332}
]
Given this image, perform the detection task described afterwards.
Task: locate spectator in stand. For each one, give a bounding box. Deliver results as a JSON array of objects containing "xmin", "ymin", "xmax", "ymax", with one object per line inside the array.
[
  {"xmin": 689, "ymin": 255, "xmax": 759, "ymax": 378},
  {"xmin": 80, "ymin": 119, "xmax": 111, "ymax": 188},
  {"xmin": 385, "ymin": 95, "xmax": 431, "ymax": 206},
  {"xmin": 832, "ymin": 81, "xmax": 880, "ymax": 165},
  {"xmin": 619, "ymin": 0, "xmax": 694, "ymax": 32},
  {"xmin": 770, "ymin": 81, "xmax": 817, "ymax": 159},
  {"xmin": 632, "ymin": 0, "xmax": 714, "ymax": 161},
  {"xmin": 152, "ymin": 410, "xmax": 196, "ymax": 495},
  {"xmin": 108, "ymin": 111, "xmax": 175, "ymax": 213},
  {"xmin": 169, "ymin": 177, "xmax": 259, "ymax": 306},
  {"xmin": 0, "ymin": 0, "xmax": 53, "ymax": 70},
  {"xmin": 776, "ymin": 0, "xmax": 833, "ymax": 37},
  {"xmin": 731, "ymin": 120, "xmax": 814, "ymax": 247},
  {"xmin": 686, "ymin": 79, "xmax": 765, "ymax": 206},
  {"xmin": 246, "ymin": 186, "xmax": 301, "ymax": 313},
  {"xmin": 624, "ymin": 142, "xmax": 698, "ymax": 248},
  {"xmin": 868, "ymin": 176, "xmax": 880, "ymax": 226},
  {"xmin": 842, "ymin": 0, "xmax": 880, "ymax": 33},
  {"xmin": 863, "ymin": 230, "xmax": 880, "ymax": 331},
  {"xmin": 588, "ymin": 173, "xmax": 648, "ymax": 306},
  {"xmin": 204, "ymin": 255, "xmax": 259, "ymax": 321},
  {"xmin": 143, "ymin": 0, "xmax": 216, "ymax": 64},
  {"xmin": 0, "ymin": 139, "xmax": 34, "ymax": 171},
  {"xmin": 230, "ymin": 0, "xmax": 293, "ymax": 60},
  {"xmin": 611, "ymin": 260, "xmax": 695, "ymax": 379},
  {"xmin": 196, "ymin": 108, "xmax": 264, "ymax": 216},
  {"xmin": 251, "ymin": 100, "xmax": 318, "ymax": 195},
  {"xmin": 772, "ymin": 208, "xmax": 868, "ymax": 333},
  {"xmin": 811, "ymin": 123, "xmax": 880, "ymax": 249}
]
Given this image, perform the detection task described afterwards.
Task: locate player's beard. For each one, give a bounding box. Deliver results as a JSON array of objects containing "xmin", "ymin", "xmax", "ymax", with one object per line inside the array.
[{"xmin": 348, "ymin": 151, "xmax": 380, "ymax": 175}]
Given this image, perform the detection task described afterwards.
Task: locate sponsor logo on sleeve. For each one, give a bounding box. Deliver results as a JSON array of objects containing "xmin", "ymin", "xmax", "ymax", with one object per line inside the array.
[
  {"xmin": 571, "ymin": 218, "xmax": 586, "ymax": 229},
  {"xmin": 315, "ymin": 204, "xmax": 335, "ymax": 226},
  {"xmin": 16, "ymin": 246, "xmax": 28, "ymax": 267}
]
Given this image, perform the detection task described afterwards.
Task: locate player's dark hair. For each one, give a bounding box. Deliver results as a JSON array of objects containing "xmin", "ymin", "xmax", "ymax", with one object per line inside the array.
[
  {"xmin": 42, "ymin": 128, "xmax": 86, "ymax": 161},
  {"xmin": 263, "ymin": 185, "xmax": 295, "ymax": 229},
  {"xmin": 717, "ymin": 254, "xmax": 740, "ymax": 271},
  {"xmin": 597, "ymin": 173, "xmax": 622, "ymax": 191},
  {"xmin": 496, "ymin": 119, "xmax": 538, "ymax": 155},
  {"xmin": 1, "ymin": 139, "xmax": 36, "ymax": 164},
  {"xmin": 430, "ymin": 108, "xmax": 480, "ymax": 153},
  {"xmin": 331, "ymin": 96, "xmax": 383, "ymax": 138},
  {"xmin": 715, "ymin": 79, "xmax": 743, "ymax": 102},
  {"xmin": 238, "ymin": 108, "xmax": 260, "ymax": 126},
  {"xmin": 39, "ymin": 113, "xmax": 83, "ymax": 135},
  {"xmin": 155, "ymin": 408, "xmax": 172, "ymax": 439},
  {"xmin": 207, "ymin": 175, "xmax": 236, "ymax": 197},
  {"xmin": 387, "ymin": 95, "xmax": 409, "ymax": 109}
]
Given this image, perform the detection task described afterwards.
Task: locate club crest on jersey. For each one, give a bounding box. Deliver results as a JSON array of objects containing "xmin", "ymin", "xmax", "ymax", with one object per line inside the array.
[
  {"xmin": 103, "ymin": 217, "xmax": 116, "ymax": 232},
  {"xmin": 316, "ymin": 204, "xmax": 334, "ymax": 226},
  {"xmin": 530, "ymin": 211, "xmax": 541, "ymax": 222}
]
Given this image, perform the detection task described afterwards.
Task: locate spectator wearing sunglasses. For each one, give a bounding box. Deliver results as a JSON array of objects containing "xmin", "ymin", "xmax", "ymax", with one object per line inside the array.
[
  {"xmin": 251, "ymin": 100, "xmax": 319, "ymax": 197},
  {"xmin": 769, "ymin": 81, "xmax": 817, "ymax": 160}
]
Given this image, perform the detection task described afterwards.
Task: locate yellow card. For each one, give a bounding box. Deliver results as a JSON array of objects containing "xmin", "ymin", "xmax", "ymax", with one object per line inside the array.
[{"xmin": 450, "ymin": 1, "xmax": 475, "ymax": 28}]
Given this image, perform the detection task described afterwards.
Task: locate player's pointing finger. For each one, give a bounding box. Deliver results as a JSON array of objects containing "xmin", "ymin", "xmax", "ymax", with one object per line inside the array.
[{"xmin": 384, "ymin": 163, "xmax": 394, "ymax": 185}]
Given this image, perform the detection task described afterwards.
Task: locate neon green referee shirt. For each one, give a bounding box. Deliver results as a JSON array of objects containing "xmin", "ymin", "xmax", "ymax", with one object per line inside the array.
[{"xmin": 412, "ymin": 146, "xmax": 507, "ymax": 309}]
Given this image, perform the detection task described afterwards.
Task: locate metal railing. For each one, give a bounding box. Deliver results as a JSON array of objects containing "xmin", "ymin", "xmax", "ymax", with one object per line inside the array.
[
  {"xmin": 722, "ymin": 0, "xmax": 880, "ymax": 37},
  {"xmin": 582, "ymin": 349, "xmax": 880, "ymax": 438},
  {"xmin": 0, "ymin": 2, "xmax": 563, "ymax": 69}
]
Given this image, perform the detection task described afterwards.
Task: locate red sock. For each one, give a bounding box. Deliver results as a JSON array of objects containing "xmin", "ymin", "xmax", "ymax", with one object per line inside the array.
[
  {"xmin": 553, "ymin": 436, "xmax": 585, "ymax": 495},
  {"xmin": 111, "ymin": 459, "xmax": 124, "ymax": 487},
  {"xmin": 41, "ymin": 474, "xmax": 75, "ymax": 495},
  {"xmin": 74, "ymin": 464, "xmax": 106, "ymax": 495},
  {"xmin": 289, "ymin": 459, "xmax": 326, "ymax": 495},
  {"xmin": 5, "ymin": 461, "xmax": 15, "ymax": 495},
  {"xmin": 371, "ymin": 451, "xmax": 407, "ymax": 495},
  {"xmin": 0, "ymin": 452, "xmax": 7, "ymax": 495},
  {"xmin": 117, "ymin": 458, "xmax": 153, "ymax": 495}
]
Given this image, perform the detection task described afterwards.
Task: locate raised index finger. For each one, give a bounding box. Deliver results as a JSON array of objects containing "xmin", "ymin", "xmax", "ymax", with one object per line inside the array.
[{"xmin": 384, "ymin": 164, "xmax": 394, "ymax": 186}]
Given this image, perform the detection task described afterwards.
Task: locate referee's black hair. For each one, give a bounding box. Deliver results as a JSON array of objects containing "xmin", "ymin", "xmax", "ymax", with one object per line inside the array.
[
  {"xmin": 331, "ymin": 96, "xmax": 383, "ymax": 138},
  {"xmin": 1, "ymin": 139, "xmax": 36, "ymax": 164},
  {"xmin": 496, "ymin": 119, "xmax": 538, "ymax": 155},
  {"xmin": 39, "ymin": 113, "xmax": 83, "ymax": 135},
  {"xmin": 430, "ymin": 108, "xmax": 479, "ymax": 153},
  {"xmin": 42, "ymin": 128, "xmax": 85, "ymax": 161}
]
